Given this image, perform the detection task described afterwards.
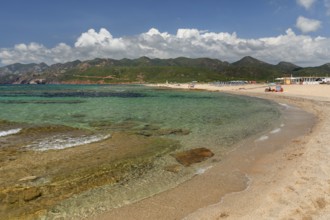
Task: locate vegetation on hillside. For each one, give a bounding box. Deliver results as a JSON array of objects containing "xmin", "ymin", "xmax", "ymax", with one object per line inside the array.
[{"xmin": 0, "ymin": 56, "xmax": 329, "ymax": 84}]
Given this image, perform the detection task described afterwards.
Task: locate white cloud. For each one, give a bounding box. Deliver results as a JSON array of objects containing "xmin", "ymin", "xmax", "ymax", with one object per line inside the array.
[
  {"xmin": 0, "ymin": 42, "xmax": 75, "ymax": 65},
  {"xmin": 1, "ymin": 27, "xmax": 330, "ymax": 67},
  {"xmin": 297, "ymin": 0, "xmax": 316, "ymax": 9},
  {"xmin": 296, "ymin": 16, "xmax": 322, "ymax": 33},
  {"xmin": 176, "ymin": 29, "xmax": 201, "ymax": 39}
]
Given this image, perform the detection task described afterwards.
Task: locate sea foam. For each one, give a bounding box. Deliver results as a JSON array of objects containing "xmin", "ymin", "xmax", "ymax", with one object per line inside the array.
[
  {"xmin": 255, "ymin": 135, "xmax": 269, "ymax": 142},
  {"xmin": 0, "ymin": 128, "xmax": 22, "ymax": 137},
  {"xmin": 28, "ymin": 134, "xmax": 111, "ymax": 151},
  {"xmin": 195, "ymin": 166, "xmax": 213, "ymax": 175},
  {"xmin": 279, "ymin": 103, "xmax": 290, "ymax": 109},
  {"xmin": 270, "ymin": 128, "xmax": 281, "ymax": 134}
]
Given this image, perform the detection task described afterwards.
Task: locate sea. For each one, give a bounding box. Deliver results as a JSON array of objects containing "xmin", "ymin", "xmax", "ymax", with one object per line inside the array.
[{"xmin": 0, "ymin": 84, "xmax": 282, "ymax": 219}]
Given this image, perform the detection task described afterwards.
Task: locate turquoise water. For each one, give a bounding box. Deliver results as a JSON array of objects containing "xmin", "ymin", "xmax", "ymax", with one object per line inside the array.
[
  {"xmin": 0, "ymin": 84, "xmax": 280, "ymax": 150},
  {"xmin": 0, "ymin": 84, "xmax": 281, "ymax": 218}
]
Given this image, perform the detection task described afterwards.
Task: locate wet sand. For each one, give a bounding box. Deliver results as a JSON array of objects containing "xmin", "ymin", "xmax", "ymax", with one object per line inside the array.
[{"xmin": 95, "ymin": 84, "xmax": 328, "ymax": 220}]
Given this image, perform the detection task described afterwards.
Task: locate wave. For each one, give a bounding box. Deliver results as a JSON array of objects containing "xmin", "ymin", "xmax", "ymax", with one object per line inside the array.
[
  {"xmin": 0, "ymin": 128, "xmax": 22, "ymax": 137},
  {"xmin": 195, "ymin": 166, "xmax": 213, "ymax": 175},
  {"xmin": 270, "ymin": 128, "xmax": 281, "ymax": 134},
  {"xmin": 279, "ymin": 103, "xmax": 290, "ymax": 109},
  {"xmin": 27, "ymin": 134, "xmax": 111, "ymax": 151},
  {"xmin": 255, "ymin": 135, "xmax": 269, "ymax": 142}
]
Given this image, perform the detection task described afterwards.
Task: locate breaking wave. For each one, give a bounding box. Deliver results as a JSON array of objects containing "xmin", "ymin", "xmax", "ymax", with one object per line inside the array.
[{"xmin": 0, "ymin": 128, "xmax": 22, "ymax": 137}]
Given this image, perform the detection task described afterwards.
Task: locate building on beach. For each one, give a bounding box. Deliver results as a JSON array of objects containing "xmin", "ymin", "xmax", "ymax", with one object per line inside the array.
[{"xmin": 275, "ymin": 76, "xmax": 330, "ymax": 85}]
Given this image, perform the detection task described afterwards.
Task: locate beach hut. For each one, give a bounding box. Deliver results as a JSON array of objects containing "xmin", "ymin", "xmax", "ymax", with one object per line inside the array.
[
  {"xmin": 275, "ymin": 76, "xmax": 328, "ymax": 85},
  {"xmin": 276, "ymin": 76, "xmax": 299, "ymax": 85}
]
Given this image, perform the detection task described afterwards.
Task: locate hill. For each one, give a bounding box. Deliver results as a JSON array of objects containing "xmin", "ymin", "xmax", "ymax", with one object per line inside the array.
[{"xmin": 0, "ymin": 56, "xmax": 328, "ymax": 84}]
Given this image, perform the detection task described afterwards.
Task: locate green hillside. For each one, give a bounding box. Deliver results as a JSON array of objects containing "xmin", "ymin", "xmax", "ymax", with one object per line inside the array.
[{"xmin": 0, "ymin": 56, "xmax": 329, "ymax": 84}]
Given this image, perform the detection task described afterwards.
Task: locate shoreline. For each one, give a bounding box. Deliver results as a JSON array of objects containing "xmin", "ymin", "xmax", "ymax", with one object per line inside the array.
[
  {"xmin": 94, "ymin": 83, "xmax": 329, "ymax": 220},
  {"xmin": 181, "ymin": 84, "xmax": 330, "ymax": 219}
]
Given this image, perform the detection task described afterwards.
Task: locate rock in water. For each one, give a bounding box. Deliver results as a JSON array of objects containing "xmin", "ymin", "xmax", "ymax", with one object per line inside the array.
[
  {"xmin": 172, "ymin": 148, "xmax": 214, "ymax": 166},
  {"xmin": 164, "ymin": 164, "xmax": 182, "ymax": 173}
]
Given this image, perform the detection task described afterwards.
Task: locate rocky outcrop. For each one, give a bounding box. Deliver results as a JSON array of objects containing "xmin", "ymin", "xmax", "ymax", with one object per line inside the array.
[{"xmin": 172, "ymin": 147, "xmax": 214, "ymax": 166}]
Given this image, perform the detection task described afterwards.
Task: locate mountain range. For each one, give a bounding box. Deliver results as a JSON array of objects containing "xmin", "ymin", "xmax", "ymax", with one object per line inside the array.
[{"xmin": 0, "ymin": 56, "xmax": 329, "ymax": 84}]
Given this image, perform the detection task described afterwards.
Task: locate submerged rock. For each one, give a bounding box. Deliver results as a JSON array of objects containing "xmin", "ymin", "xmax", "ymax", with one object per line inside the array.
[
  {"xmin": 136, "ymin": 128, "xmax": 190, "ymax": 137},
  {"xmin": 142, "ymin": 124, "xmax": 161, "ymax": 131},
  {"xmin": 164, "ymin": 164, "xmax": 182, "ymax": 173},
  {"xmin": 172, "ymin": 148, "xmax": 214, "ymax": 166},
  {"xmin": 156, "ymin": 128, "xmax": 190, "ymax": 136}
]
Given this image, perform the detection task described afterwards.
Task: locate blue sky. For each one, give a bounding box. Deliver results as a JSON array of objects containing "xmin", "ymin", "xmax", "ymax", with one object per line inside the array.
[{"xmin": 1, "ymin": 0, "xmax": 330, "ymax": 66}]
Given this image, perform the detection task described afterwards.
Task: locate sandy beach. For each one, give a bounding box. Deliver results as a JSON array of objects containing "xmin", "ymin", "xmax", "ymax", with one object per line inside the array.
[
  {"xmin": 95, "ymin": 83, "xmax": 330, "ymax": 220},
  {"xmin": 186, "ymin": 84, "xmax": 330, "ymax": 220}
]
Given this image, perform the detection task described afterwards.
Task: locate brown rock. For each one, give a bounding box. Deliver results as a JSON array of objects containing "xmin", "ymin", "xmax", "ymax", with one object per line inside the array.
[
  {"xmin": 23, "ymin": 188, "xmax": 42, "ymax": 202},
  {"xmin": 172, "ymin": 148, "xmax": 214, "ymax": 167}
]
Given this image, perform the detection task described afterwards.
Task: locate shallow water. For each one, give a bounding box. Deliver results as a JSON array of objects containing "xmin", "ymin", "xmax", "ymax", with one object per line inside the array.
[
  {"xmin": 0, "ymin": 84, "xmax": 280, "ymax": 150},
  {"xmin": 0, "ymin": 84, "xmax": 281, "ymax": 219}
]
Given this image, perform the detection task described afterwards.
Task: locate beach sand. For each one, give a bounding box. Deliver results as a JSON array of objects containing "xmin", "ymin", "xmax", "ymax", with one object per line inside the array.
[{"xmin": 95, "ymin": 83, "xmax": 330, "ymax": 220}]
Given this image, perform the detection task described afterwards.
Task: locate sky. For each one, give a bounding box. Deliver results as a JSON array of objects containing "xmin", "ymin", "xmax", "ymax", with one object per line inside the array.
[{"xmin": 1, "ymin": 0, "xmax": 330, "ymax": 67}]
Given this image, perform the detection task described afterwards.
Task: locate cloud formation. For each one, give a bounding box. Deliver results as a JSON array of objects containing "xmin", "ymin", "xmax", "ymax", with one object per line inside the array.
[
  {"xmin": 1, "ymin": 27, "xmax": 330, "ymax": 67},
  {"xmin": 297, "ymin": 0, "xmax": 316, "ymax": 9},
  {"xmin": 296, "ymin": 16, "xmax": 322, "ymax": 33}
]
